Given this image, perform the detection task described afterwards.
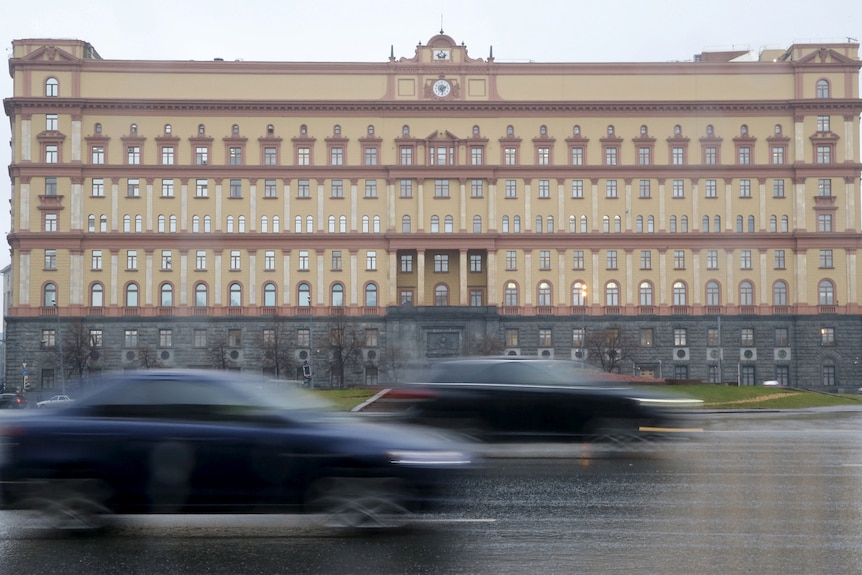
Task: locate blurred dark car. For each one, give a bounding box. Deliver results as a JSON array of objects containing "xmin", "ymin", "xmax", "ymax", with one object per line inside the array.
[
  {"xmin": 0, "ymin": 370, "xmax": 471, "ymax": 530},
  {"xmin": 389, "ymin": 357, "xmax": 703, "ymax": 443},
  {"xmin": 0, "ymin": 393, "xmax": 28, "ymax": 409}
]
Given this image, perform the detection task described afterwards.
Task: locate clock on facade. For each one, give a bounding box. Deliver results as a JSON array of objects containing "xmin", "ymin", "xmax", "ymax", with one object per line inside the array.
[
  {"xmin": 435, "ymin": 49, "xmax": 450, "ymax": 60},
  {"xmin": 432, "ymin": 79, "xmax": 451, "ymax": 97}
]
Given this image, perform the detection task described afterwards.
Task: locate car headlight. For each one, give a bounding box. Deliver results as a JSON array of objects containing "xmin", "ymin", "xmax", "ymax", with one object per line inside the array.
[{"xmin": 386, "ymin": 450, "xmax": 472, "ymax": 466}]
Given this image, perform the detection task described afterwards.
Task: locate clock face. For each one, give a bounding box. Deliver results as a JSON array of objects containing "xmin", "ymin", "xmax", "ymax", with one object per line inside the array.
[
  {"xmin": 433, "ymin": 79, "xmax": 451, "ymax": 98},
  {"xmin": 435, "ymin": 50, "xmax": 450, "ymax": 60}
]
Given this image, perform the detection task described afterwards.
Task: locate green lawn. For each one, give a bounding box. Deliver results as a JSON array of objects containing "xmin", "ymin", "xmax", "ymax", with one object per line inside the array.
[{"xmin": 310, "ymin": 385, "xmax": 862, "ymax": 412}]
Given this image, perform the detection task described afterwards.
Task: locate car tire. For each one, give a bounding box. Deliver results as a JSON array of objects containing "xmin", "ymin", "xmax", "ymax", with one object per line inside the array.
[
  {"xmin": 19, "ymin": 478, "xmax": 112, "ymax": 532},
  {"xmin": 306, "ymin": 476, "xmax": 413, "ymax": 529}
]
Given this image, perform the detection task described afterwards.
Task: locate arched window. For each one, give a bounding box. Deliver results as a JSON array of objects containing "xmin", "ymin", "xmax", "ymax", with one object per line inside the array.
[
  {"xmin": 130, "ymin": 123, "xmax": 138, "ymax": 134},
  {"xmin": 88, "ymin": 214, "xmax": 96, "ymax": 233},
  {"xmin": 198, "ymin": 124, "xmax": 206, "ymax": 135},
  {"xmin": 164, "ymin": 124, "xmax": 172, "ymax": 134},
  {"xmin": 614, "ymin": 215, "xmax": 621, "ymax": 233},
  {"xmin": 540, "ymin": 125, "xmax": 548, "ymax": 136},
  {"xmin": 706, "ymin": 124, "xmax": 714, "ymax": 136},
  {"xmin": 747, "ymin": 215, "xmax": 755, "ymax": 232},
  {"xmin": 506, "ymin": 125, "xmax": 514, "ymax": 136},
  {"xmin": 740, "ymin": 124, "xmax": 748, "ymax": 136},
  {"xmin": 267, "ymin": 124, "xmax": 275, "ymax": 135},
  {"xmin": 681, "ymin": 216, "xmax": 688, "ymax": 232},
  {"xmin": 362, "ymin": 215, "xmax": 370, "ymax": 233},
  {"xmin": 331, "ymin": 283, "xmax": 344, "ymax": 306},
  {"xmin": 95, "ymin": 123, "xmax": 102, "ymax": 133},
  {"xmin": 773, "ymin": 281, "xmax": 788, "ymax": 306},
  {"xmin": 402, "ymin": 125, "xmax": 410, "ymax": 136},
  {"xmin": 702, "ymin": 216, "xmax": 710, "ymax": 232},
  {"xmin": 294, "ymin": 215, "xmax": 302, "ymax": 233},
  {"xmin": 229, "ymin": 283, "xmax": 242, "ymax": 307},
  {"xmin": 367, "ymin": 125, "xmax": 375, "ymax": 135},
  {"xmin": 739, "ymin": 281, "xmax": 754, "ymax": 306},
  {"xmin": 573, "ymin": 125, "xmax": 581, "ymax": 136},
  {"xmin": 263, "ymin": 282, "xmax": 277, "ymax": 307},
  {"xmin": 100, "ymin": 215, "xmax": 107, "ymax": 232},
  {"xmin": 818, "ymin": 280, "xmax": 835, "ymax": 305},
  {"xmin": 44, "ymin": 283, "xmax": 57, "ymax": 306},
  {"xmin": 473, "ymin": 215, "xmax": 482, "ymax": 233},
  {"xmin": 158, "ymin": 215, "xmax": 166, "ymax": 233},
  {"xmin": 502, "ymin": 216, "xmax": 510, "ymax": 233},
  {"xmin": 669, "ymin": 215, "xmax": 677, "ymax": 233},
  {"xmin": 781, "ymin": 216, "xmax": 789, "ymax": 233},
  {"xmin": 607, "ymin": 125, "xmax": 615, "ymax": 135},
  {"xmin": 605, "ymin": 281, "xmax": 620, "ymax": 306},
  {"xmin": 434, "ymin": 284, "xmax": 449, "ymax": 306},
  {"xmin": 45, "ymin": 77, "xmax": 59, "ymax": 97},
  {"xmin": 673, "ymin": 124, "xmax": 682, "ymax": 135},
  {"xmin": 569, "ymin": 215, "xmax": 577, "ymax": 233},
  {"xmin": 547, "ymin": 216, "xmax": 554, "ymax": 232},
  {"xmin": 232, "ymin": 124, "xmax": 240, "ymax": 135},
  {"xmin": 673, "ymin": 281, "xmax": 687, "ymax": 306},
  {"xmin": 135, "ymin": 215, "xmax": 142, "ymax": 233},
  {"xmin": 333, "ymin": 124, "xmax": 341, "ymax": 136},
  {"xmin": 365, "ymin": 283, "xmax": 378, "ymax": 307},
  {"xmin": 513, "ymin": 216, "xmax": 521, "ymax": 233},
  {"xmin": 261, "ymin": 216, "xmax": 269, "ymax": 233},
  {"xmin": 160, "ymin": 283, "xmax": 173, "ymax": 307},
  {"xmin": 602, "ymin": 216, "xmax": 610, "ymax": 233},
  {"xmin": 203, "ymin": 215, "xmax": 211, "ymax": 233},
  {"xmin": 774, "ymin": 124, "xmax": 782, "ymax": 135},
  {"xmin": 647, "ymin": 216, "xmax": 655, "ymax": 233},
  {"xmin": 706, "ymin": 281, "xmax": 721, "ymax": 306},
  {"xmin": 298, "ymin": 283, "xmax": 311, "ymax": 307},
  {"xmin": 123, "ymin": 215, "xmax": 131, "ymax": 233},
  {"xmin": 572, "ymin": 282, "xmax": 587, "ymax": 306},
  {"xmin": 713, "ymin": 216, "xmax": 721, "ymax": 233},
  {"xmin": 472, "ymin": 125, "xmax": 480, "ymax": 136},
  {"xmin": 90, "ymin": 283, "xmax": 104, "ymax": 307},
  {"xmin": 770, "ymin": 215, "xmax": 777, "ymax": 232},
  {"xmin": 641, "ymin": 125, "xmax": 649, "ymax": 135},
  {"xmin": 736, "ymin": 215, "xmax": 744, "ymax": 233},
  {"xmin": 816, "ymin": 79, "xmax": 830, "ymax": 99},
  {"xmin": 194, "ymin": 283, "xmax": 208, "ymax": 307},
  {"xmin": 125, "ymin": 283, "xmax": 139, "ymax": 307},
  {"xmin": 504, "ymin": 282, "xmax": 519, "ymax": 306},
  {"xmin": 300, "ymin": 124, "xmax": 308, "ymax": 135},
  {"xmin": 338, "ymin": 215, "xmax": 346, "ymax": 233},
  {"xmin": 580, "ymin": 216, "xmax": 587, "ymax": 233},
  {"xmin": 273, "ymin": 216, "xmax": 280, "ymax": 233},
  {"xmin": 636, "ymin": 215, "xmax": 644, "ymax": 233},
  {"xmin": 639, "ymin": 281, "xmax": 653, "ymax": 306},
  {"xmin": 306, "ymin": 216, "xmax": 313, "ymax": 233},
  {"xmin": 226, "ymin": 216, "xmax": 235, "ymax": 233},
  {"xmin": 444, "ymin": 215, "xmax": 453, "ymax": 233},
  {"xmin": 402, "ymin": 215, "xmax": 411, "ymax": 233},
  {"xmin": 373, "ymin": 215, "xmax": 381, "ymax": 233},
  {"xmin": 537, "ymin": 282, "xmax": 552, "ymax": 306},
  {"xmin": 536, "ymin": 216, "xmax": 543, "ymax": 233},
  {"xmin": 328, "ymin": 216, "xmax": 335, "ymax": 233},
  {"xmin": 238, "ymin": 216, "xmax": 246, "ymax": 233},
  {"xmin": 430, "ymin": 215, "xmax": 440, "ymax": 233}
]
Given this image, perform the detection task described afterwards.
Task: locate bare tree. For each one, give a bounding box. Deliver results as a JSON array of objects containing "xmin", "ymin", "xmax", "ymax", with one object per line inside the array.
[
  {"xmin": 62, "ymin": 319, "xmax": 99, "ymax": 384},
  {"xmin": 135, "ymin": 343, "xmax": 163, "ymax": 369},
  {"xmin": 255, "ymin": 321, "xmax": 296, "ymax": 379},
  {"xmin": 585, "ymin": 323, "xmax": 636, "ymax": 373},
  {"xmin": 378, "ymin": 343, "xmax": 412, "ymax": 385},
  {"xmin": 207, "ymin": 331, "xmax": 235, "ymax": 370},
  {"xmin": 322, "ymin": 312, "xmax": 364, "ymax": 388},
  {"xmin": 464, "ymin": 334, "xmax": 505, "ymax": 356}
]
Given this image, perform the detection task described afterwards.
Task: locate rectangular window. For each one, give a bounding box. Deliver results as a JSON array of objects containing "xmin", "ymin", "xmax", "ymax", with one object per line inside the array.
[
  {"xmin": 434, "ymin": 179, "xmax": 449, "ymax": 198},
  {"xmin": 399, "ymin": 179, "xmax": 413, "ymax": 198},
  {"xmin": 159, "ymin": 329, "xmax": 173, "ymax": 348},
  {"xmin": 538, "ymin": 179, "xmax": 550, "ymax": 199},
  {"xmin": 44, "ymin": 144, "xmax": 59, "ymax": 163},
  {"xmin": 44, "ymin": 213, "xmax": 58, "ymax": 232},
  {"xmin": 298, "ymin": 250, "xmax": 309, "ymax": 271},
  {"xmin": 295, "ymin": 147, "xmax": 309, "ymax": 166},
  {"xmin": 161, "ymin": 250, "xmax": 172, "ymax": 270},
  {"xmin": 817, "ymin": 115, "xmax": 830, "ymax": 132},
  {"xmin": 604, "ymin": 147, "xmax": 618, "ymax": 165},
  {"xmin": 297, "ymin": 179, "xmax": 310, "ymax": 198},
  {"xmin": 539, "ymin": 250, "xmax": 551, "ymax": 270},
  {"xmin": 774, "ymin": 328, "xmax": 789, "ymax": 347},
  {"xmin": 606, "ymin": 180, "xmax": 617, "ymax": 198},
  {"xmin": 572, "ymin": 250, "xmax": 585, "ymax": 270},
  {"xmin": 229, "ymin": 179, "xmax": 242, "ymax": 198},
  {"xmin": 89, "ymin": 330, "xmax": 103, "ymax": 348},
  {"xmin": 195, "ymin": 147, "xmax": 208, "ymax": 165},
  {"xmin": 739, "ymin": 179, "xmax": 751, "ymax": 198},
  {"xmin": 707, "ymin": 328, "xmax": 719, "ymax": 346},
  {"xmin": 297, "ymin": 329, "xmax": 310, "ymax": 348},
  {"xmin": 606, "ymin": 250, "xmax": 618, "ymax": 270},
  {"xmin": 400, "ymin": 147, "xmax": 413, "ymax": 165},
  {"xmin": 640, "ymin": 250, "xmax": 652, "ymax": 270},
  {"xmin": 774, "ymin": 250, "xmax": 785, "ymax": 269},
  {"xmin": 705, "ymin": 179, "xmax": 717, "ymax": 198},
  {"xmin": 364, "ymin": 148, "xmax": 378, "ymax": 166},
  {"xmin": 330, "ymin": 250, "xmax": 342, "ymax": 271},
  {"xmin": 126, "ymin": 178, "xmax": 140, "ymax": 198},
  {"xmin": 230, "ymin": 250, "xmax": 241, "ymax": 270},
  {"xmin": 194, "ymin": 329, "xmax": 207, "ymax": 348},
  {"xmin": 571, "ymin": 180, "xmax": 584, "ymax": 198},
  {"xmin": 772, "ymin": 146, "xmax": 784, "ymax": 165},
  {"xmin": 161, "ymin": 179, "xmax": 174, "ymax": 197},
  {"xmin": 471, "ymin": 179, "xmax": 483, "ymax": 198},
  {"xmin": 127, "ymin": 250, "xmax": 137, "ymax": 270},
  {"xmin": 229, "ymin": 147, "xmax": 243, "ymax": 165},
  {"xmin": 92, "ymin": 178, "xmax": 104, "ymax": 197},
  {"xmin": 366, "ymin": 250, "xmax": 377, "ymax": 270},
  {"xmin": 471, "ymin": 147, "xmax": 483, "ymax": 165},
  {"xmin": 773, "ymin": 179, "xmax": 785, "ymax": 198},
  {"xmin": 46, "ymin": 114, "xmax": 58, "ymax": 131},
  {"xmin": 92, "ymin": 146, "xmax": 105, "ymax": 164},
  {"xmin": 817, "ymin": 179, "xmax": 832, "ymax": 196},
  {"xmin": 44, "ymin": 177, "xmax": 57, "ymax": 196},
  {"xmin": 124, "ymin": 330, "xmax": 138, "ymax": 348},
  {"xmin": 671, "ymin": 147, "xmax": 684, "ymax": 165},
  {"xmin": 263, "ymin": 146, "xmax": 277, "ymax": 165},
  {"xmin": 707, "ymin": 250, "xmax": 718, "ymax": 270},
  {"xmin": 504, "ymin": 147, "xmax": 517, "ymax": 165},
  {"xmin": 639, "ymin": 180, "xmax": 651, "ymax": 198},
  {"xmin": 738, "ymin": 147, "xmax": 751, "ymax": 165},
  {"xmin": 816, "ymin": 145, "xmax": 831, "ymax": 164},
  {"xmin": 537, "ymin": 147, "xmax": 550, "ymax": 166},
  {"xmin": 262, "ymin": 250, "xmax": 276, "ymax": 271},
  {"xmin": 571, "ymin": 147, "xmax": 584, "ymax": 165},
  {"xmin": 44, "ymin": 249, "xmax": 57, "ymax": 270},
  {"xmin": 820, "ymin": 327, "xmax": 835, "ymax": 346},
  {"xmin": 674, "ymin": 328, "xmax": 687, "ymax": 346},
  {"xmin": 704, "ymin": 147, "xmax": 717, "ymax": 165},
  {"xmin": 434, "ymin": 254, "xmax": 449, "ymax": 273},
  {"xmin": 195, "ymin": 250, "xmax": 206, "ymax": 270},
  {"xmin": 91, "ymin": 250, "xmax": 102, "ymax": 270},
  {"xmin": 470, "ymin": 254, "xmax": 482, "ymax": 272},
  {"xmin": 506, "ymin": 180, "xmax": 517, "ymax": 198},
  {"xmin": 195, "ymin": 179, "xmax": 208, "ymax": 197},
  {"xmin": 365, "ymin": 328, "xmax": 379, "ymax": 348},
  {"xmin": 228, "ymin": 329, "xmax": 242, "ymax": 348},
  {"xmin": 818, "ymin": 214, "xmax": 833, "ymax": 232},
  {"xmin": 640, "ymin": 328, "xmax": 654, "ymax": 347},
  {"xmin": 331, "ymin": 180, "xmax": 344, "ymax": 198},
  {"xmin": 740, "ymin": 250, "xmax": 752, "ymax": 270},
  {"xmin": 638, "ymin": 147, "xmax": 651, "ymax": 165},
  {"xmin": 400, "ymin": 290, "xmax": 414, "ymax": 306},
  {"xmin": 506, "ymin": 250, "xmax": 517, "ymax": 270},
  {"xmin": 263, "ymin": 179, "xmax": 277, "ymax": 198},
  {"xmin": 330, "ymin": 147, "xmax": 344, "ymax": 165},
  {"xmin": 674, "ymin": 250, "xmax": 685, "ymax": 270},
  {"xmin": 127, "ymin": 146, "xmax": 141, "ymax": 165},
  {"xmin": 819, "ymin": 249, "xmax": 833, "ymax": 268},
  {"xmin": 740, "ymin": 328, "xmax": 755, "ymax": 346},
  {"xmin": 672, "ymin": 179, "xmax": 684, "ymax": 198},
  {"xmin": 400, "ymin": 254, "xmax": 413, "ymax": 273},
  {"xmin": 538, "ymin": 329, "xmax": 553, "ymax": 347},
  {"xmin": 470, "ymin": 289, "xmax": 483, "ymax": 306},
  {"xmin": 365, "ymin": 180, "xmax": 377, "ymax": 198},
  {"xmin": 506, "ymin": 329, "xmax": 519, "ymax": 347},
  {"xmin": 161, "ymin": 146, "xmax": 175, "ymax": 165}
]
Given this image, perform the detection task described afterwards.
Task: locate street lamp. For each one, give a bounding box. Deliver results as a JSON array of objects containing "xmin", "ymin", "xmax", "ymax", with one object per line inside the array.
[{"xmin": 54, "ymin": 302, "xmax": 65, "ymax": 395}]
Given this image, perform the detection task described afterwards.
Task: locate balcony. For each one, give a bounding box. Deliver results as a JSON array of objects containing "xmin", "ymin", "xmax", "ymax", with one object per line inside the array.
[
  {"xmin": 604, "ymin": 306, "xmax": 621, "ymax": 315},
  {"xmin": 536, "ymin": 306, "xmax": 555, "ymax": 316},
  {"xmin": 501, "ymin": 306, "xmax": 520, "ymax": 315},
  {"xmin": 739, "ymin": 306, "xmax": 757, "ymax": 315},
  {"xmin": 638, "ymin": 306, "xmax": 655, "ymax": 315},
  {"xmin": 123, "ymin": 306, "xmax": 139, "ymax": 316},
  {"xmin": 361, "ymin": 306, "xmax": 379, "ymax": 316},
  {"xmin": 818, "ymin": 305, "xmax": 837, "ymax": 314},
  {"xmin": 671, "ymin": 306, "xmax": 690, "ymax": 315},
  {"xmin": 227, "ymin": 306, "xmax": 245, "ymax": 316},
  {"xmin": 192, "ymin": 306, "xmax": 208, "ymax": 316},
  {"xmin": 157, "ymin": 306, "xmax": 173, "ymax": 316},
  {"xmin": 261, "ymin": 306, "xmax": 279, "ymax": 316},
  {"xmin": 705, "ymin": 306, "xmax": 724, "ymax": 315},
  {"xmin": 86, "ymin": 307, "xmax": 104, "ymax": 316}
]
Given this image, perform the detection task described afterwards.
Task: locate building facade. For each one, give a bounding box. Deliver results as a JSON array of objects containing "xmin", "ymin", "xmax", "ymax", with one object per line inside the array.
[{"xmin": 3, "ymin": 34, "xmax": 862, "ymax": 391}]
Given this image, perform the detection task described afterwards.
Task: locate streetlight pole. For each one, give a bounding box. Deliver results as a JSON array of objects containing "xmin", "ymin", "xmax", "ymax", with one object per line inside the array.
[{"xmin": 54, "ymin": 303, "xmax": 65, "ymax": 395}]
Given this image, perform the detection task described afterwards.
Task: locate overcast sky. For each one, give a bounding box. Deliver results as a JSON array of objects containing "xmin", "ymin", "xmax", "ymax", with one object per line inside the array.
[{"xmin": 1, "ymin": 0, "xmax": 860, "ymax": 319}]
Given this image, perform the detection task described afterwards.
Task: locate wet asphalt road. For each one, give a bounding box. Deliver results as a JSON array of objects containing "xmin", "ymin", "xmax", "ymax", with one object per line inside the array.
[{"xmin": 1, "ymin": 407, "xmax": 861, "ymax": 575}]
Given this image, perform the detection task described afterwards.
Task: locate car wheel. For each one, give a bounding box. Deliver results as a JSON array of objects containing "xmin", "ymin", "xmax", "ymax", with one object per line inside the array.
[
  {"xmin": 307, "ymin": 476, "xmax": 413, "ymax": 529},
  {"xmin": 20, "ymin": 478, "xmax": 112, "ymax": 532},
  {"xmin": 585, "ymin": 418, "xmax": 641, "ymax": 445}
]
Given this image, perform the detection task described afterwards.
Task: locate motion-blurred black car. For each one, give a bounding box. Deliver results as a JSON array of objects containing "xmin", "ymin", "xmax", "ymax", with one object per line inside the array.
[
  {"xmin": 389, "ymin": 358, "xmax": 702, "ymax": 443},
  {"xmin": 0, "ymin": 370, "xmax": 471, "ymax": 530},
  {"xmin": 0, "ymin": 393, "xmax": 28, "ymax": 409}
]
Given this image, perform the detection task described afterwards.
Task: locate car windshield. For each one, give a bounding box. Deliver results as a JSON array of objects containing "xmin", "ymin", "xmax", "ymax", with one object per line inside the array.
[{"xmin": 426, "ymin": 360, "xmax": 615, "ymax": 387}]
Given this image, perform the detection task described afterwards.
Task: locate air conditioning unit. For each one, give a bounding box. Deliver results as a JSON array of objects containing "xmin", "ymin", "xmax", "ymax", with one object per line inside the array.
[
  {"xmin": 740, "ymin": 348, "xmax": 757, "ymax": 361},
  {"xmin": 363, "ymin": 349, "xmax": 378, "ymax": 362},
  {"xmin": 295, "ymin": 349, "xmax": 310, "ymax": 361},
  {"xmin": 538, "ymin": 348, "xmax": 554, "ymax": 359},
  {"xmin": 673, "ymin": 348, "xmax": 690, "ymax": 361},
  {"xmin": 774, "ymin": 348, "xmax": 791, "ymax": 361},
  {"xmin": 158, "ymin": 349, "xmax": 173, "ymax": 365},
  {"xmin": 572, "ymin": 348, "xmax": 588, "ymax": 361},
  {"xmin": 123, "ymin": 350, "xmax": 137, "ymax": 363},
  {"xmin": 505, "ymin": 348, "xmax": 521, "ymax": 356},
  {"xmin": 707, "ymin": 348, "xmax": 723, "ymax": 361}
]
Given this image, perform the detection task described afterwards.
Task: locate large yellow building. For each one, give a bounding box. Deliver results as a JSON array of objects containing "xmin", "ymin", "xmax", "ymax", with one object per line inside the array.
[{"xmin": 3, "ymin": 34, "xmax": 862, "ymax": 390}]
